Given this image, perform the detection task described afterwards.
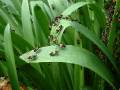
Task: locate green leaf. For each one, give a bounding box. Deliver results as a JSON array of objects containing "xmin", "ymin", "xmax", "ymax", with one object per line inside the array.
[
  {"xmin": 20, "ymin": 45, "xmax": 114, "ymax": 86},
  {"xmin": 0, "ymin": 8, "xmax": 16, "ymax": 25},
  {"xmin": 0, "ymin": 61, "xmax": 7, "ymax": 75},
  {"xmin": 21, "ymin": 0, "xmax": 35, "ymax": 47},
  {"xmin": 90, "ymin": 4, "xmax": 106, "ymax": 28},
  {"xmin": 57, "ymin": 20, "xmax": 119, "ymax": 73},
  {"xmin": 30, "ymin": 1, "xmax": 49, "ymax": 46},
  {"xmin": 47, "ymin": 0, "xmax": 68, "ymax": 16},
  {"xmin": 10, "ymin": 0, "xmax": 21, "ymax": 13},
  {"xmin": 0, "ymin": 0, "xmax": 19, "ymax": 14},
  {"xmin": 30, "ymin": 1, "xmax": 53, "ymax": 20},
  {"xmin": 4, "ymin": 24, "xmax": 20, "ymax": 90},
  {"xmin": 11, "ymin": 32, "xmax": 33, "ymax": 52},
  {"xmin": 62, "ymin": 1, "xmax": 92, "ymax": 16},
  {"xmin": 34, "ymin": 5, "xmax": 49, "ymax": 37}
]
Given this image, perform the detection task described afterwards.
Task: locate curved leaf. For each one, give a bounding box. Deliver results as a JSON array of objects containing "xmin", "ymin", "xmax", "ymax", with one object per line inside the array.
[
  {"xmin": 47, "ymin": 0, "xmax": 68, "ymax": 16},
  {"xmin": 30, "ymin": 1, "xmax": 49, "ymax": 46},
  {"xmin": 20, "ymin": 45, "xmax": 114, "ymax": 86},
  {"xmin": 62, "ymin": 1, "xmax": 93, "ymax": 16},
  {"xmin": 56, "ymin": 19, "xmax": 118, "ymax": 73}
]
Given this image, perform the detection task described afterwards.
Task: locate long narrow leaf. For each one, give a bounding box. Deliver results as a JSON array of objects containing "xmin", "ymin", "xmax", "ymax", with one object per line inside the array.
[
  {"xmin": 4, "ymin": 24, "xmax": 20, "ymax": 90},
  {"xmin": 62, "ymin": 1, "xmax": 92, "ymax": 16},
  {"xmin": 20, "ymin": 45, "xmax": 114, "ymax": 86},
  {"xmin": 21, "ymin": 0, "xmax": 35, "ymax": 47}
]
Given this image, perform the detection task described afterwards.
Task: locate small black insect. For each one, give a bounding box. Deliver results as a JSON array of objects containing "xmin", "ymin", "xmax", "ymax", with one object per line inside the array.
[
  {"xmin": 49, "ymin": 25, "xmax": 51, "ymax": 30},
  {"xmin": 34, "ymin": 48, "xmax": 41, "ymax": 53},
  {"xmin": 59, "ymin": 25, "xmax": 63, "ymax": 30},
  {"xmin": 56, "ymin": 29, "xmax": 60, "ymax": 33},
  {"xmin": 48, "ymin": 35, "xmax": 54, "ymax": 40},
  {"xmin": 49, "ymin": 50, "xmax": 59, "ymax": 56},
  {"xmin": 10, "ymin": 25, "xmax": 15, "ymax": 32},
  {"xmin": 56, "ymin": 15, "xmax": 63, "ymax": 19},
  {"xmin": 63, "ymin": 15, "xmax": 71, "ymax": 20},
  {"xmin": 51, "ymin": 5, "xmax": 55, "ymax": 10},
  {"xmin": 48, "ymin": 62, "xmax": 52, "ymax": 65},
  {"xmin": 78, "ymin": 21, "xmax": 81, "ymax": 24},
  {"xmin": 59, "ymin": 43, "xmax": 66, "ymax": 48},
  {"xmin": 52, "ymin": 22, "xmax": 57, "ymax": 26},
  {"xmin": 89, "ymin": 7, "xmax": 93, "ymax": 11},
  {"xmin": 52, "ymin": 38, "xmax": 58, "ymax": 44},
  {"xmin": 32, "ymin": 55, "xmax": 37, "ymax": 59},
  {"xmin": 27, "ymin": 54, "xmax": 37, "ymax": 60},
  {"xmin": 72, "ymin": 19, "xmax": 78, "ymax": 22},
  {"xmin": 55, "ymin": 16, "xmax": 59, "ymax": 21},
  {"xmin": 59, "ymin": 15, "xmax": 63, "ymax": 18},
  {"xmin": 77, "ymin": 39, "xmax": 80, "ymax": 44}
]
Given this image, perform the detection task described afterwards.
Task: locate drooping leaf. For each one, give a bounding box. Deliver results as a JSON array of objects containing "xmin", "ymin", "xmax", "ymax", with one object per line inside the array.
[
  {"xmin": 56, "ymin": 19, "xmax": 118, "ymax": 73},
  {"xmin": 20, "ymin": 45, "xmax": 114, "ymax": 86}
]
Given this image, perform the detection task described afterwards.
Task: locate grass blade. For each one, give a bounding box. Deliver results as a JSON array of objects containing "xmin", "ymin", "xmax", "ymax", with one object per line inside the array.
[
  {"xmin": 4, "ymin": 24, "xmax": 20, "ymax": 90},
  {"xmin": 62, "ymin": 1, "xmax": 92, "ymax": 16},
  {"xmin": 21, "ymin": 0, "xmax": 35, "ymax": 47}
]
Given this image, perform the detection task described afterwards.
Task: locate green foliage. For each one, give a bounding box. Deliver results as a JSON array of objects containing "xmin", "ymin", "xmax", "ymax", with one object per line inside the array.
[{"xmin": 0, "ymin": 0, "xmax": 120, "ymax": 90}]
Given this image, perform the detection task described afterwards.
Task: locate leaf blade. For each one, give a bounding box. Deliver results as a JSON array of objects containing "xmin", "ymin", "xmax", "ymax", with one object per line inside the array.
[
  {"xmin": 4, "ymin": 24, "xmax": 20, "ymax": 90},
  {"xmin": 21, "ymin": 0, "xmax": 35, "ymax": 47},
  {"xmin": 20, "ymin": 45, "xmax": 114, "ymax": 86}
]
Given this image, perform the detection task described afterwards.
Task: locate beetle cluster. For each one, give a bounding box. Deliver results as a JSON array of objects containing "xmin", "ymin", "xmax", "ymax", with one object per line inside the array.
[
  {"xmin": 48, "ymin": 15, "xmax": 70, "ymax": 48},
  {"xmin": 55, "ymin": 15, "xmax": 63, "ymax": 21},
  {"xmin": 48, "ymin": 35, "xmax": 58, "ymax": 44},
  {"xmin": 56, "ymin": 25, "xmax": 63, "ymax": 33},
  {"xmin": 49, "ymin": 15, "xmax": 72, "ymax": 33},
  {"xmin": 50, "ymin": 15, "xmax": 71, "ymax": 27},
  {"xmin": 52, "ymin": 15, "xmax": 63, "ymax": 26}
]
